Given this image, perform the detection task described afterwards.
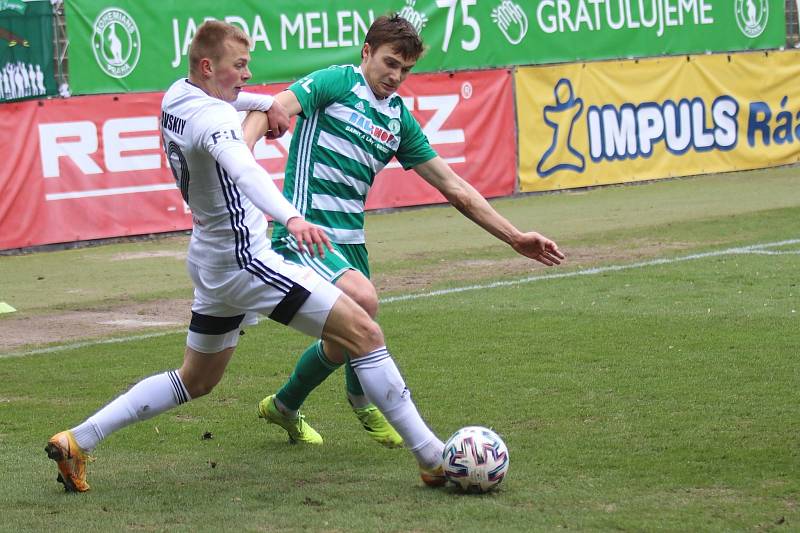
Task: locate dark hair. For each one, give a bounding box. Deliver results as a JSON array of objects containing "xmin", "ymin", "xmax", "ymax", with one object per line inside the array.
[
  {"xmin": 189, "ymin": 20, "xmax": 251, "ymax": 76},
  {"xmin": 364, "ymin": 14, "xmax": 424, "ymax": 61}
]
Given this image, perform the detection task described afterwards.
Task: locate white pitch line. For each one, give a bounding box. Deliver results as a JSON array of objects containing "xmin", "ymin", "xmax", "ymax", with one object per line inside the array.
[
  {"xmin": 381, "ymin": 238, "xmax": 800, "ymax": 303},
  {"xmin": 2, "ymin": 330, "xmax": 186, "ymax": 358},
  {"xmin": 735, "ymin": 250, "xmax": 800, "ymax": 255},
  {"xmin": 3, "ymin": 238, "xmax": 798, "ymax": 359}
]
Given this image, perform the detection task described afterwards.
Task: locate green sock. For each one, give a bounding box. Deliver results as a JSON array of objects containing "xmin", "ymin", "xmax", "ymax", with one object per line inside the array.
[{"xmin": 276, "ymin": 341, "xmax": 340, "ymax": 411}]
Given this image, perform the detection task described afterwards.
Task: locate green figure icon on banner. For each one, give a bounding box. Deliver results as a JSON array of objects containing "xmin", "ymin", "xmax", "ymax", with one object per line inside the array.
[{"xmin": 91, "ymin": 7, "xmax": 140, "ymax": 79}]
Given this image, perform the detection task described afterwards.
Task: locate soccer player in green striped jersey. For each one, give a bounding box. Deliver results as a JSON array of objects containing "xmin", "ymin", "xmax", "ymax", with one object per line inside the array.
[{"xmin": 245, "ymin": 15, "xmax": 564, "ymax": 450}]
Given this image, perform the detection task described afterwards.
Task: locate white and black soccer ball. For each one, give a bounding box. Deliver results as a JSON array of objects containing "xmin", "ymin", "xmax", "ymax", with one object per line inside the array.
[{"xmin": 442, "ymin": 426, "xmax": 509, "ymax": 493}]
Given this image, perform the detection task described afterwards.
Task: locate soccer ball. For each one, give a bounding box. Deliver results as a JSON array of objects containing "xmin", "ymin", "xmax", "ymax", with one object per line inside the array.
[{"xmin": 442, "ymin": 426, "xmax": 509, "ymax": 493}]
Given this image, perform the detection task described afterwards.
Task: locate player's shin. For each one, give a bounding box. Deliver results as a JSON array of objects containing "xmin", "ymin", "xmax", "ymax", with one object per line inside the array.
[
  {"xmin": 344, "ymin": 359, "xmax": 370, "ymax": 408},
  {"xmin": 70, "ymin": 370, "xmax": 191, "ymax": 452},
  {"xmin": 349, "ymin": 347, "xmax": 444, "ymax": 468},
  {"xmin": 276, "ymin": 340, "xmax": 340, "ymax": 413}
]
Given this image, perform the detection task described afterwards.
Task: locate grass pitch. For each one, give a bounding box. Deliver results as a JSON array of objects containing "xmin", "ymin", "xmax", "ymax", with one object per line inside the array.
[{"xmin": 1, "ymin": 168, "xmax": 799, "ymax": 531}]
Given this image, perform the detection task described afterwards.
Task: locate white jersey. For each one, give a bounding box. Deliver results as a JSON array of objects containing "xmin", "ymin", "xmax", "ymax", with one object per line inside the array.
[{"xmin": 161, "ymin": 79, "xmax": 297, "ymax": 271}]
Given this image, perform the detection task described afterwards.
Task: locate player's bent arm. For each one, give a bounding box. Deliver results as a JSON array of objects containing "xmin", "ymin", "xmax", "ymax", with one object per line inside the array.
[
  {"xmin": 242, "ymin": 90, "xmax": 302, "ymax": 150},
  {"xmin": 214, "ymin": 142, "xmax": 301, "ymax": 226},
  {"xmin": 242, "ymin": 111, "xmax": 269, "ymax": 151},
  {"xmin": 214, "ymin": 143, "xmax": 333, "ymax": 258},
  {"xmin": 213, "ymin": 143, "xmax": 332, "ymax": 257},
  {"xmin": 275, "ymin": 90, "xmax": 302, "ymax": 117},
  {"xmin": 232, "ymin": 91, "xmax": 274, "ymax": 112}
]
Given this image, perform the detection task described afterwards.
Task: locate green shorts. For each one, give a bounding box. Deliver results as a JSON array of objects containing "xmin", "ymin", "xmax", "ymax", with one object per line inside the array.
[{"xmin": 271, "ymin": 235, "xmax": 370, "ymax": 282}]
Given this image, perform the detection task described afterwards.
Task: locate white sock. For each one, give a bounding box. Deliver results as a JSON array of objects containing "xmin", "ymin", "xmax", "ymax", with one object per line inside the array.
[
  {"xmin": 71, "ymin": 370, "xmax": 190, "ymax": 452},
  {"xmin": 350, "ymin": 347, "xmax": 444, "ymax": 468}
]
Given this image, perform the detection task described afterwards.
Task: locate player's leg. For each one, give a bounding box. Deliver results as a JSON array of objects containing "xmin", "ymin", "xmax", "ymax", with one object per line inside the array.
[
  {"xmin": 249, "ymin": 253, "xmax": 444, "ymax": 484},
  {"xmin": 257, "ymin": 237, "xmax": 351, "ymax": 443},
  {"xmin": 326, "ymin": 271, "xmax": 403, "ymax": 447},
  {"xmin": 45, "ymin": 325, "xmax": 242, "ymax": 492},
  {"xmin": 325, "ymin": 246, "xmax": 403, "ymax": 446},
  {"xmin": 336, "ymin": 244, "xmax": 376, "ymax": 408},
  {"xmin": 45, "ymin": 264, "xmax": 248, "ymax": 492},
  {"xmin": 263, "ymin": 238, "xmax": 401, "ymax": 447},
  {"xmin": 315, "ymin": 295, "xmax": 445, "ymax": 485}
]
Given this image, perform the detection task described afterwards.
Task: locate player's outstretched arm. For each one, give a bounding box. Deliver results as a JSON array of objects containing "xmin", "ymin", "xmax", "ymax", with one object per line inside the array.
[
  {"xmin": 413, "ymin": 156, "xmax": 565, "ymax": 266},
  {"xmin": 242, "ymin": 90, "xmax": 302, "ymax": 150}
]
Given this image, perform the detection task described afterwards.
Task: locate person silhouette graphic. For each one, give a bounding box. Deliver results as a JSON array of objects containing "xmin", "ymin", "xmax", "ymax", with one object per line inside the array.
[{"xmin": 537, "ymin": 78, "xmax": 585, "ymax": 177}]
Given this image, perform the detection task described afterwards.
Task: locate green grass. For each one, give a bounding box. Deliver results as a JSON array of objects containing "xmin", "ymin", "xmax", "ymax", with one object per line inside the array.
[
  {"xmin": 1, "ymin": 167, "xmax": 799, "ymax": 531},
  {"xmin": 2, "ymin": 166, "xmax": 799, "ymax": 313}
]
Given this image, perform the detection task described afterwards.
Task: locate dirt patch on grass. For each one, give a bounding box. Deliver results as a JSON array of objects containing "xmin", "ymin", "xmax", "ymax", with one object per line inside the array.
[
  {"xmin": 374, "ymin": 241, "xmax": 687, "ymax": 295},
  {"xmin": 0, "ymin": 299, "xmax": 191, "ymax": 353},
  {"xmin": 0, "ymin": 241, "xmax": 691, "ymax": 354}
]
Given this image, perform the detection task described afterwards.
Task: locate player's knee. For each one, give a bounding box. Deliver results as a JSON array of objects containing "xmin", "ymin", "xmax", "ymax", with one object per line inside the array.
[
  {"xmin": 339, "ymin": 273, "xmax": 379, "ymax": 318},
  {"xmin": 350, "ymin": 316, "xmax": 385, "ymax": 356},
  {"xmin": 350, "ymin": 285, "xmax": 379, "ymax": 318},
  {"xmin": 323, "ymin": 293, "xmax": 384, "ymax": 356}
]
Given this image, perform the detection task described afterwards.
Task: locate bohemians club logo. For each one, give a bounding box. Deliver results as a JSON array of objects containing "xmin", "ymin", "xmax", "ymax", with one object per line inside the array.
[
  {"xmin": 735, "ymin": 0, "xmax": 768, "ymax": 38},
  {"xmin": 91, "ymin": 7, "xmax": 141, "ymax": 78}
]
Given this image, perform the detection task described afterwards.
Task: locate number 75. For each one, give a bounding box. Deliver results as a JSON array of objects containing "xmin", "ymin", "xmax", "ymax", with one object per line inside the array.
[{"xmin": 436, "ymin": 0, "xmax": 481, "ymax": 52}]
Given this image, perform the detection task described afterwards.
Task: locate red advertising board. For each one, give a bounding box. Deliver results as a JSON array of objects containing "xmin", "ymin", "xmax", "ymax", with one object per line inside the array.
[{"xmin": 0, "ymin": 69, "xmax": 515, "ymax": 250}]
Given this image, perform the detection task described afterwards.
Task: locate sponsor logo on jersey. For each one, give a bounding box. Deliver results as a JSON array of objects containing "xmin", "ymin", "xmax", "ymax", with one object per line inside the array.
[
  {"xmin": 355, "ymin": 101, "xmax": 366, "ymax": 112},
  {"xmin": 210, "ymin": 129, "xmax": 242, "ymax": 144},
  {"xmin": 347, "ymin": 110, "xmax": 400, "ymax": 150}
]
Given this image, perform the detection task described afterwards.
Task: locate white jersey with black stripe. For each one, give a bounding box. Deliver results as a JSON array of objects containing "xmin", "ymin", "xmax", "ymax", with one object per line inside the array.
[{"xmin": 161, "ymin": 79, "xmax": 269, "ymax": 272}]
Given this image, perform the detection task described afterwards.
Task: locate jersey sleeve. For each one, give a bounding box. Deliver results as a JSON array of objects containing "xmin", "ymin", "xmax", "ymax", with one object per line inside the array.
[
  {"xmin": 196, "ymin": 102, "xmax": 301, "ymax": 225},
  {"xmin": 231, "ymin": 91, "xmax": 274, "ymax": 112},
  {"xmin": 395, "ymin": 105, "xmax": 437, "ymax": 170},
  {"xmin": 288, "ymin": 66, "xmax": 352, "ymax": 118},
  {"xmin": 196, "ymin": 100, "xmax": 247, "ymax": 157}
]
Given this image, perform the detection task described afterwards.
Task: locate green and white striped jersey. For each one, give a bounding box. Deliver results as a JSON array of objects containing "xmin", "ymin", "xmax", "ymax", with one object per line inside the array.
[{"xmin": 272, "ymin": 64, "xmax": 437, "ymax": 244}]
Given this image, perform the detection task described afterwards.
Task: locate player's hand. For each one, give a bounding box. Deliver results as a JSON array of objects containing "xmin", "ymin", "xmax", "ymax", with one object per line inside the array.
[
  {"xmin": 510, "ymin": 232, "xmax": 565, "ymax": 266},
  {"xmin": 285, "ymin": 217, "xmax": 333, "ymax": 258},
  {"xmin": 265, "ymin": 100, "xmax": 290, "ymax": 139}
]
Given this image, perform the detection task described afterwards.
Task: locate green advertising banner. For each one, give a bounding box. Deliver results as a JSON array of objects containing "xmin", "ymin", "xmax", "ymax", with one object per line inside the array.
[
  {"xmin": 0, "ymin": 0, "xmax": 57, "ymax": 101},
  {"xmin": 65, "ymin": 0, "xmax": 786, "ymax": 95}
]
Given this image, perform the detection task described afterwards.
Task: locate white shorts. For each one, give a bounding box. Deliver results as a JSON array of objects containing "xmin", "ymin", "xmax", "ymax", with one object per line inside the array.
[{"xmin": 186, "ymin": 251, "xmax": 342, "ymax": 353}]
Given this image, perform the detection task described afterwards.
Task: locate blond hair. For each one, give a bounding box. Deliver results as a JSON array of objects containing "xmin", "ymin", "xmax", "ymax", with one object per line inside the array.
[{"xmin": 189, "ymin": 20, "xmax": 251, "ymax": 76}]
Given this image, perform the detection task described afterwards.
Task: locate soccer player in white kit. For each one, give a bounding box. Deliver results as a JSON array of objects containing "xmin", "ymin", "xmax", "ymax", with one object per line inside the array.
[{"xmin": 45, "ymin": 20, "xmax": 447, "ymax": 492}]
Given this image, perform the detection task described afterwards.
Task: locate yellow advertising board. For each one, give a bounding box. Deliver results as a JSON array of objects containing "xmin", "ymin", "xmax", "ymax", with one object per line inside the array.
[{"xmin": 516, "ymin": 50, "xmax": 800, "ymax": 192}]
